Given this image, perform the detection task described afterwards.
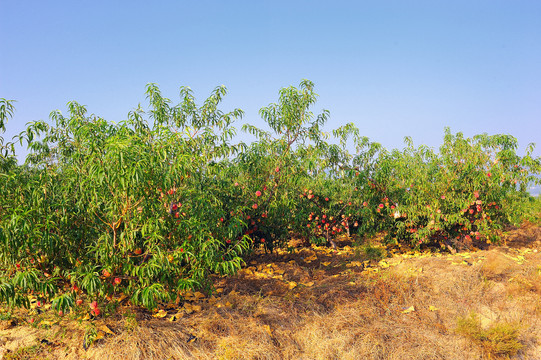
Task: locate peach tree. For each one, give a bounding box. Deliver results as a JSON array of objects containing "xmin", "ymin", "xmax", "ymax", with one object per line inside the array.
[{"xmin": 0, "ymin": 85, "xmax": 250, "ymax": 311}]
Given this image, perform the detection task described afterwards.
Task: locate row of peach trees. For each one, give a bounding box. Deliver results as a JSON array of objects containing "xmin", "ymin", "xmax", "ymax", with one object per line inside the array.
[{"xmin": 1, "ymin": 81, "xmax": 540, "ymax": 313}]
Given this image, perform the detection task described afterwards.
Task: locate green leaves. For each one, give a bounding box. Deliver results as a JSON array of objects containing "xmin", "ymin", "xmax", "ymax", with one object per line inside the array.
[
  {"xmin": 0, "ymin": 98, "xmax": 15, "ymax": 133},
  {"xmin": 0, "ymin": 81, "xmax": 540, "ymax": 313}
]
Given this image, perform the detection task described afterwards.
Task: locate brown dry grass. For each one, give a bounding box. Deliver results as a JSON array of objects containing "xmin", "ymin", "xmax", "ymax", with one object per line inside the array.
[{"xmin": 2, "ymin": 224, "xmax": 541, "ymax": 360}]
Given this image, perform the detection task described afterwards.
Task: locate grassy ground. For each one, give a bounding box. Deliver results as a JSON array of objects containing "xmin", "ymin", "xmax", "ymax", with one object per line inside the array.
[{"xmin": 1, "ymin": 221, "xmax": 541, "ymax": 359}]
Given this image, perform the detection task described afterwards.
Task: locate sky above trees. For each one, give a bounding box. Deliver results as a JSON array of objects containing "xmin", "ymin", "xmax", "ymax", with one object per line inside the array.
[{"xmin": 1, "ymin": 0, "xmax": 540, "ymax": 158}]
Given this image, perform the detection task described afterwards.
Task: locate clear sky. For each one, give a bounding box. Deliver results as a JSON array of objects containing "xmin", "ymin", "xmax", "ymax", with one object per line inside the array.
[{"xmin": 1, "ymin": 1, "xmax": 540, "ymax": 159}]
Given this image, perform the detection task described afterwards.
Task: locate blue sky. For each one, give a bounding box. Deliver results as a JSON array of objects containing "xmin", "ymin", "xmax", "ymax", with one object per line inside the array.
[{"xmin": 1, "ymin": 1, "xmax": 540, "ymax": 159}]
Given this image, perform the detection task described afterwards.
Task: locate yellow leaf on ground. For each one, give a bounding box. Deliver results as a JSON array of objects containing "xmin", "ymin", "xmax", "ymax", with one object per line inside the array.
[
  {"xmin": 40, "ymin": 320, "xmax": 58, "ymax": 326},
  {"xmin": 302, "ymin": 281, "xmax": 314, "ymax": 287},
  {"xmin": 95, "ymin": 331, "xmax": 105, "ymax": 340},
  {"xmin": 98, "ymin": 324, "xmax": 114, "ymax": 335},
  {"xmin": 193, "ymin": 291, "xmax": 205, "ymax": 300},
  {"xmin": 429, "ymin": 305, "xmax": 439, "ymax": 311},
  {"xmin": 321, "ymin": 262, "xmax": 331, "ymax": 267},
  {"xmin": 115, "ymin": 294, "xmax": 128, "ymax": 303},
  {"xmin": 153, "ymin": 309, "xmax": 168, "ymax": 318},
  {"xmin": 169, "ymin": 314, "xmax": 181, "ymax": 322},
  {"xmin": 215, "ymin": 288, "xmax": 224, "ymax": 294},
  {"xmin": 364, "ymin": 267, "xmax": 379, "ymax": 274},
  {"xmin": 254, "ymin": 271, "xmax": 268, "ymax": 279},
  {"xmin": 288, "ymin": 281, "xmax": 297, "ymax": 289},
  {"xmin": 402, "ymin": 306, "xmax": 415, "ymax": 314},
  {"xmin": 264, "ymin": 324, "xmax": 273, "ymax": 336}
]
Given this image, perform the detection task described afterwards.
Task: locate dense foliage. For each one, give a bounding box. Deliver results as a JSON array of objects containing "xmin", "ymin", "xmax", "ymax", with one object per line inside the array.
[{"xmin": 1, "ymin": 81, "xmax": 540, "ymax": 312}]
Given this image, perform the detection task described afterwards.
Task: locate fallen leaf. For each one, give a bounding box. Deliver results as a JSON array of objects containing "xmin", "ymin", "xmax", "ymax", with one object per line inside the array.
[
  {"xmin": 183, "ymin": 304, "xmax": 193, "ymax": 314},
  {"xmin": 98, "ymin": 324, "xmax": 114, "ymax": 335},
  {"xmin": 153, "ymin": 309, "xmax": 168, "ymax": 318},
  {"xmin": 402, "ymin": 306, "xmax": 415, "ymax": 314},
  {"xmin": 288, "ymin": 281, "xmax": 297, "ymax": 289},
  {"xmin": 321, "ymin": 262, "xmax": 331, "ymax": 267},
  {"xmin": 429, "ymin": 305, "xmax": 439, "ymax": 311},
  {"xmin": 169, "ymin": 313, "xmax": 182, "ymax": 322},
  {"xmin": 115, "ymin": 294, "xmax": 128, "ymax": 303},
  {"xmin": 40, "ymin": 320, "xmax": 58, "ymax": 326},
  {"xmin": 305, "ymin": 254, "xmax": 317, "ymax": 262},
  {"xmin": 193, "ymin": 291, "xmax": 205, "ymax": 300}
]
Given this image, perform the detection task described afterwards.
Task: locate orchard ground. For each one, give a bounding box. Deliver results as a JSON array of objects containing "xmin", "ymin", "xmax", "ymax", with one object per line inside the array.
[{"xmin": 1, "ymin": 215, "xmax": 541, "ymax": 359}]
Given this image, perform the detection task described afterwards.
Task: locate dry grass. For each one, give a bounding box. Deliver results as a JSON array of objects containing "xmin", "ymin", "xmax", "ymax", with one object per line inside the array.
[{"xmin": 2, "ymin": 225, "xmax": 541, "ymax": 359}]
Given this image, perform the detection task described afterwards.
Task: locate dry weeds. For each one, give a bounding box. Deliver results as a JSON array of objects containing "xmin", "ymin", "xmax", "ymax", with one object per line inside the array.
[{"xmin": 1, "ymin": 224, "xmax": 541, "ymax": 360}]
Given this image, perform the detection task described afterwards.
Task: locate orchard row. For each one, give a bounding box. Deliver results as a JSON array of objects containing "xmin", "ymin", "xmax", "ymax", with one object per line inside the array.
[{"xmin": 0, "ymin": 81, "xmax": 540, "ymax": 312}]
